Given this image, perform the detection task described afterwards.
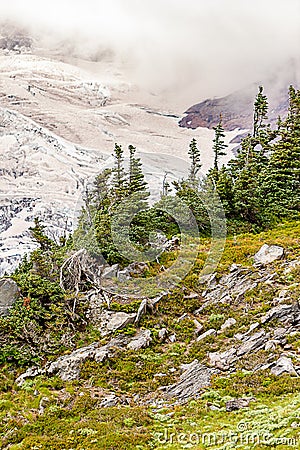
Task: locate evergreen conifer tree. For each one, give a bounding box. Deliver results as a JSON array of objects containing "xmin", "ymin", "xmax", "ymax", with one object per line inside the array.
[
  {"xmin": 162, "ymin": 172, "xmax": 172, "ymax": 197},
  {"xmin": 212, "ymin": 115, "xmax": 227, "ymax": 177},
  {"xmin": 111, "ymin": 143, "xmax": 128, "ymax": 202},
  {"xmin": 29, "ymin": 218, "xmax": 54, "ymax": 251},
  {"xmin": 128, "ymin": 145, "xmax": 149, "ymax": 199},
  {"xmin": 258, "ymin": 86, "xmax": 300, "ymax": 222},
  {"xmin": 187, "ymin": 138, "xmax": 201, "ymax": 188},
  {"xmin": 253, "ymin": 86, "xmax": 268, "ymax": 138}
]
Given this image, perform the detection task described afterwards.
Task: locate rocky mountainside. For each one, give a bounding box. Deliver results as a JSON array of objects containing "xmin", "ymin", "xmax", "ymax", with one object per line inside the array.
[
  {"xmin": 180, "ymin": 62, "xmax": 300, "ymax": 131},
  {"xmin": 0, "ymin": 23, "xmax": 33, "ymax": 53},
  {"xmin": 0, "ymin": 221, "xmax": 300, "ymax": 448},
  {"xmin": 13, "ymin": 240, "xmax": 300, "ymax": 396}
]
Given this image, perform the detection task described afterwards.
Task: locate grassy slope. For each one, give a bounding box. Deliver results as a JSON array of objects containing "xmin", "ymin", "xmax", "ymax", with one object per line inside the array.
[{"xmin": 1, "ymin": 221, "xmax": 300, "ymax": 449}]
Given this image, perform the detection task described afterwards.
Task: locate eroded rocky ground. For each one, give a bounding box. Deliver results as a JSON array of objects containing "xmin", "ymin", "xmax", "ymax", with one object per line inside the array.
[{"xmin": 1, "ymin": 222, "xmax": 300, "ymax": 449}]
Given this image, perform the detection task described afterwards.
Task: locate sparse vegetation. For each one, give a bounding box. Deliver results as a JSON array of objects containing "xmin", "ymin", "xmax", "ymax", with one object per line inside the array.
[{"xmin": 0, "ymin": 86, "xmax": 300, "ymax": 449}]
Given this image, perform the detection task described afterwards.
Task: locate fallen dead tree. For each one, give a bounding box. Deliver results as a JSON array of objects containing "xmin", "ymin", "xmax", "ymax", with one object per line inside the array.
[{"xmin": 60, "ymin": 249, "xmax": 103, "ymax": 294}]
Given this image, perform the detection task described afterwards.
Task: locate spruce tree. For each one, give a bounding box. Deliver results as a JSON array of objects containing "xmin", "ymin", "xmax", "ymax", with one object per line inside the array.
[
  {"xmin": 212, "ymin": 115, "xmax": 227, "ymax": 177},
  {"xmin": 258, "ymin": 86, "xmax": 300, "ymax": 222},
  {"xmin": 187, "ymin": 138, "xmax": 201, "ymax": 188},
  {"xmin": 253, "ymin": 86, "xmax": 268, "ymax": 138},
  {"xmin": 128, "ymin": 145, "xmax": 149, "ymax": 199},
  {"xmin": 162, "ymin": 172, "xmax": 172, "ymax": 197},
  {"xmin": 111, "ymin": 143, "xmax": 128, "ymax": 202},
  {"xmin": 215, "ymin": 166, "xmax": 235, "ymax": 218},
  {"xmin": 93, "ymin": 168, "xmax": 112, "ymax": 209},
  {"xmin": 29, "ymin": 218, "xmax": 54, "ymax": 251}
]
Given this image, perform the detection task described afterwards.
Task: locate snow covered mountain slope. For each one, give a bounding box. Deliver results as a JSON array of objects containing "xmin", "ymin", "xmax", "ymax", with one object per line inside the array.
[
  {"xmin": 0, "ymin": 106, "xmax": 108, "ymax": 274},
  {"xmin": 0, "ymin": 47, "xmax": 241, "ymax": 275},
  {"xmin": 0, "ymin": 52, "xmax": 240, "ymax": 164}
]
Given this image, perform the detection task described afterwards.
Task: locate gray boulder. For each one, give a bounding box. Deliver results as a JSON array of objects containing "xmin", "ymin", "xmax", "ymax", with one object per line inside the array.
[
  {"xmin": 163, "ymin": 359, "xmax": 218, "ymax": 403},
  {"xmin": 127, "ymin": 329, "xmax": 152, "ymax": 351},
  {"xmin": 15, "ymin": 366, "xmax": 43, "ymax": 387},
  {"xmin": 209, "ymin": 330, "xmax": 269, "ymax": 371},
  {"xmin": 209, "ymin": 348, "xmax": 237, "ymax": 371},
  {"xmin": 96, "ymin": 310, "xmax": 136, "ymax": 335},
  {"xmin": 17, "ymin": 334, "xmax": 152, "ymax": 383},
  {"xmin": 125, "ymin": 262, "xmax": 148, "ymax": 276},
  {"xmin": 197, "ymin": 266, "xmax": 269, "ymax": 312},
  {"xmin": 271, "ymin": 356, "xmax": 298, "ymax": 376},
  {"xmin": 196, "ymin": 329, "xmax": 216, "ymax": 341},
  {"xmin": 158, "ymin": 328, "xmax": 168, "ymax": 341},
  {"xmin": 193, "ymin": 319, "xmax": 204, "ymax": 335},
  {"xmin": 0, "ymin": 278, "xmax": 19, "ymax": 316},
  {"xmin": 220, "ymin": 318, "xmax": 237, "ymax": 332},
  {"xmin": 117, "ymin": 269, "xmax": 131, "ymax": 281},
  {"xmin": 135, "ymin": 299, "xmax": 148, "ymax": 324},
  {"xmin": 226, "ymin": 397, "xmax": 256, "ymax": 412},
  {"xmin": 253, "ymin": 244, "xmax": 284, "ymax": 265},
  {"xmin": 102, "ymin": 264, "xmax": 119, "ymax": 279},
  {"xmin": 116, "ymin": 262, "xmax": 148, "ymax": 281},
  {"xmin": 46, "ymin": 335, "xmax": 129, "ymax": 381},
  {"xmin": 46, "ymin": 343, "xmax": 98, "ymax": 381},
  {"xmin": 264, "ymin": 340, "xmax": 279, "ymax": 351},
  {"xmin": 100, "ymin": 394, "xmax": 119, "ymax": 408},
  {"xmin": 106, "ymin": 312, "xmax": 136, "ymax": 332}
]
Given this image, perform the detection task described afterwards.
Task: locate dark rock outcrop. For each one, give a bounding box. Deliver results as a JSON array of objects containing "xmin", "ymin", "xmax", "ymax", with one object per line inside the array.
[
  {"xmin": 0, "ymin": 278, "xmax": 19, "ymax": 315},
  {"xmin": 226, "ymin": 397, "xmax": 256, "ymax": 412},
  {"xmin": 179, "ymin": 79, "xmax": 295, "ymax": 131}
]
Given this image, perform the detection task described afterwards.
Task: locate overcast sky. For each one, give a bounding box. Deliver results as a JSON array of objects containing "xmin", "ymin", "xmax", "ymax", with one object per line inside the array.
[{"xmin": 0, "ymin": 0, "xmax": 299, "ymax": 95}]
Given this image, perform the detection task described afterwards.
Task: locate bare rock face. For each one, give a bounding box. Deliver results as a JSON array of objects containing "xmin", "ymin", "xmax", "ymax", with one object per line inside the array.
[
  {"xmin": 106, "ymin": 312, "xmax": 136, "ymax": 332},
  {"xmin": 179, "ymin": 88, "xmax": 256, "ymax": 131},
  {"xmin": 270, "ymin": 356, "xmax": 298, "ymax": 376},
  {"xmin": 0, "ymin": 24, "xmax": 33, "ymax": 53},
  {"xmin": 0, "ymin": 36, "xmax": 32, "ymax": 52},
  {"xmin": 15, "ymin": 331, "xmax": 154, "ymax": 383},
  {"xmin": 261, "ymin": 303, "xmax": 300, "ymax": 326},
  {"xmin": 253, "ymin": 244, "xmax": 284, "ymax": 266},
  {"xmin": 237, "ymin": 330, "xmax": 269, "ymax": 357},
  {"xmin": 127, "ymin": 329, "xmax": 152, "ymax": 351},
  {"xmin": 162, "ymin": 360, "xmax": 218, "ymax": 403},
  {"xmin": 197, "ymin": 265, "xmax": 271, "ymax": 312},
  {"xmin": 179, "ymin": 77, "xmax": 295, "ymax": 131},
  {"xmin": 0, "ymin": 278, "xmax": 19, "ymax": 316},
  {"xmin": 46, "ymin": 343, "xmax": 99, "ymax": 381}
]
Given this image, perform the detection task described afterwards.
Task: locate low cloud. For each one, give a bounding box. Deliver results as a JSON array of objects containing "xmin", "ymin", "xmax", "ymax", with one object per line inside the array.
[{"xmin": 0, "ymin": 0, "xmax": 299, "ymax": 97}]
